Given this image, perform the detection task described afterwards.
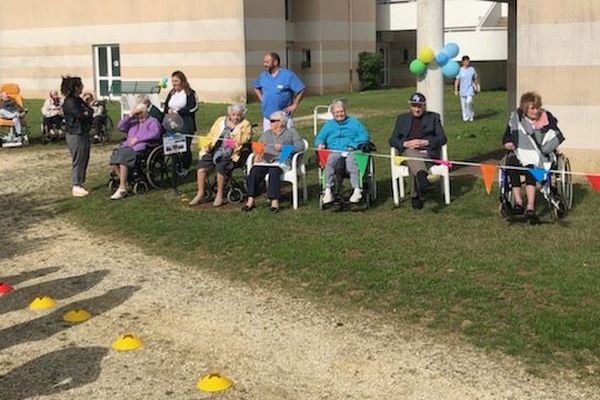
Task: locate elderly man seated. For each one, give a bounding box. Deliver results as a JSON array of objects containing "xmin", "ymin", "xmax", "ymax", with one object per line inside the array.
[
  {"xmin": 315, "ymin": 99, "xmax": 370, "ymax": 204},
  {"xmin": 109, "ymin": 103, "xmax": 162, "ymax": 200},
  {"xmin": 389, "ymin": 92, "xmax": 447, "ymax": 209}
]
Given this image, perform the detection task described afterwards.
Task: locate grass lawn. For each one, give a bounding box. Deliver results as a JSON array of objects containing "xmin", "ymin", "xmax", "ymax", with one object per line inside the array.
[{"xmin": 23, "ymin": 88, "xmax": 600, "ymax": 379}]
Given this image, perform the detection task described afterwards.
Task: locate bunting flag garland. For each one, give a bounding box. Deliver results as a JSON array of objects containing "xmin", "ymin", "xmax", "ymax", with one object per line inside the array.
[
  {"xmin": 353, "ymin": 151, "xmax": 369, "ymax": 179},
  {"xmin": 480, "ymin": 164, "xmax": 497, "ymax": 194},
  {"xmin": 529, "ymin": 167, "xmax": 548, "ymax": 183},
  {"xmin": 198, "ymin": 136, "xmax": 211, "ymax": 148},
  {"xmin": 435, "ymin": 159, "xmax": 453, "ymax": 168},
  {"xmin": 223, "ymin": 138, "xmax": 236, "ymax": 149},
  {"xmin": 394, "ymin": 156, "xmax": 407, "ymax": 166},
  {"xmin": 252, "ymin": 142, "xmax": 264, "ymax": 156},
  {"xmin": 317, "ymin": 149, "xmax": 332, "ymax": 168},
  {"xmin": 278, "ymin": 144, "xmax": 294, "ymax": 162},
  {"xmin": 587, "ymin": 175, "xmax": 600, "ymax": 192}
]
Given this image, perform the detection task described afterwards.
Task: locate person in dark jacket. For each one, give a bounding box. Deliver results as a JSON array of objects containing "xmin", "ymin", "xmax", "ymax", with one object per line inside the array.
[
  {"xmin": 163, "ymin": 70, "xmax": 198, "ymax": 170},
  {"xmin": 61, "ymin": 76, "xmax": 93, "ymax": 197},
  {"xmin": 389, "ymin": 92, "xmax": 447, "ymax": 209}
]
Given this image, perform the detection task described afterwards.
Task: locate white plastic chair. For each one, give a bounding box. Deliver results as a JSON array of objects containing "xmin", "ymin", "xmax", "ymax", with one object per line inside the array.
[
  {"xmin": 246, "ymin": 139, "xmax": 308, "ymax": 210},
  {"xmin": 390, "ymin": 144, "xmax": 451, "ymax": 206}
]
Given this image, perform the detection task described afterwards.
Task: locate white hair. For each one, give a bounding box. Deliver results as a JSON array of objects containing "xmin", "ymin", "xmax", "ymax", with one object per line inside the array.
[
  {"xmin": 330, "ymin": 99, "xmax": 347, "ymax": 112},
  {"xmin": 227, "ymin": 103, "xmax": 246, "ymax": 115},
  {"xmin": 269, "ymin": 110, "xmax": 288, "ymax": 126}
]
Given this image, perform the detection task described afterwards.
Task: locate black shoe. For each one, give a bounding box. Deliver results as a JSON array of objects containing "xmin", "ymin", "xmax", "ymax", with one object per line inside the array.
[
  {"xmin": 411, "ymin": 197, "xmax": 423, "ymax": 210},
  {"xmin": 241, "ymin": 204, "xmax": 255, "ymax": 212},
  {"xmin": 416, "ymin": 171, "xmax": 432, "ymax": 193},
  {"xmin": 525, "ymin": 209, "xmax": 537, "ymax": 221},
  {"xmin": 269, "ymin": 206, "xmax": 280, "ymax": 213},
  {"xmin": 511, "ymin": 205, "xmax": 525, "ymax": 215}
]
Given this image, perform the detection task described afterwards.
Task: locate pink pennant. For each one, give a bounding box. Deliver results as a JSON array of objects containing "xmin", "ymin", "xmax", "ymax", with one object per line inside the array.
[
  {"xmin": 435, "ymin": 159, "xmax": 453, "ymax": 168},
  {"xmin": 587, "ymin": 175, "xmax": 600, "ymax": 192},
  {"xmin": 224, "ymin": 138, "xmax": 236, "ymax": 149}
]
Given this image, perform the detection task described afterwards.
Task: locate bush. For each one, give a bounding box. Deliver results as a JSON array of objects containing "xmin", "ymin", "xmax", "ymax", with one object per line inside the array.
[{"xmin": 357, "ymin": 52, "xmax": 383, "ymax": 91}]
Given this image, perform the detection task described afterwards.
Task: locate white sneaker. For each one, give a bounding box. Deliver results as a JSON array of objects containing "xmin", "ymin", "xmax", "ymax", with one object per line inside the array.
[
  {"xmin": 110, "ymin": 190, "xmax": 127, "ymax": 200},
  {"xmin": 72, "ymin": 186, "xmax": 89, "ymax": 197},
  {"xmin": 322, "ymin": 189, "xmax": 333, "ymax": 204},
  {"xmin": 349, "ymin": 188, "xmax": 362, "ymax": 203}
]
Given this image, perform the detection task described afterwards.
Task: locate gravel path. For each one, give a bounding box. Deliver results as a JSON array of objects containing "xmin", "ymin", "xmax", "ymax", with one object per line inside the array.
[{"xmin": 0, "ymin": 146, "xmax": 597, "ymax": 399}]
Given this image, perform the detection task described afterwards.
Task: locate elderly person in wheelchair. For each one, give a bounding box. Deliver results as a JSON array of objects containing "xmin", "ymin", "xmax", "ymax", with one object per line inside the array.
[
  {"xmin": 315, "ymin": 99, "xmax": 370, "ymax": 204},
  {"xmin": 0, "ymin": 91, "xmax": 27, "ymax": 140},
  {"xmin": 41, "ymin": 90, "xmax": 64, "ymax": 136},
  {"xmin": 109, "ymin": 103, "xmax": 162, "ymax": 200},
  {"xmin": 502, "ymin": 91, "xmax": 565, "ymax": 221},
  {"xmin": 189, "ymin": 103, "xmax": 253, "ymax": 207}
]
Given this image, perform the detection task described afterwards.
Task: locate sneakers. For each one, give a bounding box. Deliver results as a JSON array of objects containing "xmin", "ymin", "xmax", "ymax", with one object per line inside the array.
[
  {"xmin": 349, "ymin": 188, "xmax": 362, "ymax": 204},
  {"xmin": 72, "ymin": 186, "xmax": 89, "ymax": 197},
  {"xmin": 188, "ymin": 193, "xmax": 205, "ymax": 206},
  {"xmin": 213, "ymin": 196, "xmax": 224, "ymax": 207},
  {"xmin": 322, "ymin": 189, "xmax": 334, "ymax": 204},
  {"xmin": 110, "ymin": 190, "xmax": 127, "ymax": 200}
]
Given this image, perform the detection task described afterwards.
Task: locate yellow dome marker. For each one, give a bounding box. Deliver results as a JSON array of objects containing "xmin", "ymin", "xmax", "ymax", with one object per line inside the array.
[
  {"xmin": 29, "ymin": 295, "xmax": 56, "ymax": 310},
  {"xmin": 63, "ymin": 308, "xmax": 92, "ymax": 323},
  {"xmin": 196, "ymin": 373, "xmax": 233, "ymax": 393},
  {"xmin": 112, "ymin": 334, "xmax": 143, "ymax": 351}
]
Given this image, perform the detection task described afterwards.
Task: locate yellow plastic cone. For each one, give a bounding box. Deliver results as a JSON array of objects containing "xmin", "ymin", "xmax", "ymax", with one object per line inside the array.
[
  {"xmin": 29, "ymin": 295, "xmax": 56, "ymax": 310},
  {"xmin": 112, "ymin": 334, "xmax": 143, "ymax": 351},
  {"xmin": 196, "ymin": 373, "xmax": 233, "ymax": 393},
  {"xmin": 63, "ymin": 308, "xmax": 92, "ymax": 323}
]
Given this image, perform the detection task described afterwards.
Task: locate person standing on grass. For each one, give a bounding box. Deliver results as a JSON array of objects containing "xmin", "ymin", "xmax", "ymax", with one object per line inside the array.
[
  {"xmin": 389, "ymin": 92, "xmax": 447, "ymax": 210},
  {"xmin": 254, "ymin": 52, "xmax": 305, "ymax": 132},
  {"xmin": 61, "ymin": 76, "xmax": 93, "ymax": 197},
  {"xmin": 454, "ymin": 55, "xmax": 479, "ymax": 122}
]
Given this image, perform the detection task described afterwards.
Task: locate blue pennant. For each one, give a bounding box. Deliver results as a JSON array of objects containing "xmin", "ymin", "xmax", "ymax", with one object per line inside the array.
[
  {"xmin": 529, "ymin": 167, "xmax": 548, "ymax": 183},
  {"xmin": 278, "ymin": 144, "xmax": 294, "ymax": 162}
]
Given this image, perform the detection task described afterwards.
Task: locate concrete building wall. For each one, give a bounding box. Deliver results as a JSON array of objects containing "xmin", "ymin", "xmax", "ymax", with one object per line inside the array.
[{"xmin": 516, "ymin": 0, "xmax": 600, "ymax": 172}]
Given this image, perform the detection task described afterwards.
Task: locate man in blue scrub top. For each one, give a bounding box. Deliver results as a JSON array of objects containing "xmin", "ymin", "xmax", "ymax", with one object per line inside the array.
[{"xmin": 254, "ymin": 52, "xmax": 306, "ymax": 132}]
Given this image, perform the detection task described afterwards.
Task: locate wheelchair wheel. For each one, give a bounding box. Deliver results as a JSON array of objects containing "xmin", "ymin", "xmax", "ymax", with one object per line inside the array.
[
  {"xmin": 146, "ymin": 146, "xmax": 172, "ymax": 189},
  {"xmin": 133, "ymin": 181, "xmax": 148, "ymax": 195},
  {"xmin": 108, "ymin": 177, "xmax": 118, "ymax": 193},
  {"xmin": 555, "ymin": 155, "xmax": 573, "ymax": 210},
  {"xmin": 227, "ymin": 187, "xmax": 244, "ymax": 203},
  {"xmin": 102, "ymin": 116, "xmax": 114, "ymax": 144}
]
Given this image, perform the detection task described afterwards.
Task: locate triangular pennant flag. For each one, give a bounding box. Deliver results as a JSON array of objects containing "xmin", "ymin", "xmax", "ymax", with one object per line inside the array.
[
  {"xmin": 278, "ymin": 144, "xmax": 294, "ymax": 162},
  {"xmin": 480, "ymin": 163, "xmax": 497, "ymax": 194},
  {"xmin": 317, "ymin": 149, "xmax": 332, "ymax": 168},
  {"xmin": 252, "ymin": 141, "xmax": 264, "ymax": 156},
  {"xmin": 587, "ymin": 175, "xmax": 600, "ymax": 192},
  {"xmin": 224, "ymin": 138, "xmax": 236, "ymax": 149},
  {"xmin": 435, "ymin": 159, "xmax": 453, "ymax": 168},
  {"xmin": 394, "ymin": 156, "xmax": 407, "ymax": 166},
  {"xmin": 353, "ymin": 151, "xmax": 369, "ymax": 179},
  {"xmin": 198, "ymin": 136, "xmax": 211, "ymax": 149},
  {"xmin": 529, "ymin": 167, "xmax": 548, "ymax": 183}
]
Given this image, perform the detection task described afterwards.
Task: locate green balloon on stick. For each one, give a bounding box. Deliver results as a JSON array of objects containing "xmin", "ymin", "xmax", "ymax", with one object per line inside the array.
[{"xmin": 409, "ymin": 59, "xmax": 427, "ymax": 76}]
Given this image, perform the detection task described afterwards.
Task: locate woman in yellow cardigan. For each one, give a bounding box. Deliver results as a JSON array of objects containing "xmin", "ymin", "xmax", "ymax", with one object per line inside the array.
[{"xmin": 189, "ymin": 103, "xmax": 253, "ymax": 206}]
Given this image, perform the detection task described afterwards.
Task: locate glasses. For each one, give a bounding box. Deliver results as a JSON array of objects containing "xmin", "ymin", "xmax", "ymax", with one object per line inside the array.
[
  {"xmin": 269, "ymin": 119, "xmax": 281, "ymax": 123},
  {"xmin": 410, "ymin": 103, "xmax": 424, "ymax": 108}
]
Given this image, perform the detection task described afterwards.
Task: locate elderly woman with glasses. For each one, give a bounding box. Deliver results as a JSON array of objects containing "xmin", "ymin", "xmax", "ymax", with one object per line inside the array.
[
  {"xmin": 189, "ymin": 103, "xmax": 253, "ymax": 207},
  {"xmin": 242, "ymin": 110, "xmax": 305, "ymax": 212}
]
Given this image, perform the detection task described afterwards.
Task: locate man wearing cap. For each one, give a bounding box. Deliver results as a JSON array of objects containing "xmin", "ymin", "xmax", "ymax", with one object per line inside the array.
[{"xmin": 389, "ymin": 92, "xmax": 447, "ymax": 209}]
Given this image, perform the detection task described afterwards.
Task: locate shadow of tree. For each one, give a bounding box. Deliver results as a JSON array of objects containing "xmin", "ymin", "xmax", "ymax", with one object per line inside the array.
[
  {"xmin": 0, "ymin": 285, "xmax": 139, "ymax": 351},
  {"xmin": 0, "ymin": 346, "xmax": 108, "ymax": 400},
  {"xmin": 0, "ymin": 266, "xmax": 60, "ymax": 286},
  {"xmin": 0, "ymin": 270, "xmax": 109, "ymax": 316}
]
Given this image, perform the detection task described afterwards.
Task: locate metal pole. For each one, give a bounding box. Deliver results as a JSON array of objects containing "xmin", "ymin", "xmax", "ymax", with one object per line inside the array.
[{"xmin": 417, "ymin": 0, "xmax": 444, "ymax": 121}]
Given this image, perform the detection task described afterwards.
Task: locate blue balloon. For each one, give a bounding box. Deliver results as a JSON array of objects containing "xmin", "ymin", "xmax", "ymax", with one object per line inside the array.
[
  {"xmin": 442, "ymin": 60, "xmax": 460, "ymax": 78},
  {"xmin": 435, "ymin": 52, "xmax": 449, "ymax": 66},
  {"xmin": 443, "ymin": 42, "xmax": 460, "ymax": 59}
]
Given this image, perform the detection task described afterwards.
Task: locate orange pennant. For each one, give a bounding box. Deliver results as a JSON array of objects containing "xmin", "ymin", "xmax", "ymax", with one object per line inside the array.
[
  {"xmin": 587, "ymin": 175, "xmax": 600, "ymax": 192},
  {"xmin": 252, "ymin": 141, "xmax": 264, "ymax": 156},
  {"xmin": 317, "ymin": 149, "xmax": 332, "ymax": 168},
  {"xmin": 480, "ymin": 163, "xmax": 497, "ymax": 194}
]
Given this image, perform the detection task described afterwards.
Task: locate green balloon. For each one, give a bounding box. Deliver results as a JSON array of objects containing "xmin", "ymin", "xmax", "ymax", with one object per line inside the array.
[{"xmin": 409, "ymin": 59, "xmax": 427, "ymax": 76}]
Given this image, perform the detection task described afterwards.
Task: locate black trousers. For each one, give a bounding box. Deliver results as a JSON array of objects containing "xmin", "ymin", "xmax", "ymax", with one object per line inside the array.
[
  {"xmin": 246, "ymin": 166, "xmax": 282, "ymax": 199},
  {"xmin": 506, "ymin": 153, "xmax": 536, "ymax": 187}
]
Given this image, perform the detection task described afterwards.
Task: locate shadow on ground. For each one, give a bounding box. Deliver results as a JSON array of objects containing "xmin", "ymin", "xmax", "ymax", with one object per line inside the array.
[
  {"xmin": 0, "ymin": 266, "xmax": 60, "ymax": 286},
  {"xmin": 0, "ymin": 346, "xmax": 108, "ymax": 400}
]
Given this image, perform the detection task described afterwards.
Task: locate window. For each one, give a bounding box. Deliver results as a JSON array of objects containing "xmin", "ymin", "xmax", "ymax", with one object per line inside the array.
[
  {"xmin": 93, "ymin": 44, "xmax": 121, "ymax": 98},
  {"xmin": 301, "ymin": 49, "xmax": 311, "ymax": 69}
]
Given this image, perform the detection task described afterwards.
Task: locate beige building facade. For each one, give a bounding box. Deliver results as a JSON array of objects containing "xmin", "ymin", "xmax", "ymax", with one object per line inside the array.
[{"xmin": 0, "ymin": 0, "xmax": 375, "ymax": 102}]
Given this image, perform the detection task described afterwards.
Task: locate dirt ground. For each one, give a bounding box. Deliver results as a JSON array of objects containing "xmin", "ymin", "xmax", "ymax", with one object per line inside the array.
[{"xmin": 0, "ymin": 146, "xmax": 597, "ymax": 400}]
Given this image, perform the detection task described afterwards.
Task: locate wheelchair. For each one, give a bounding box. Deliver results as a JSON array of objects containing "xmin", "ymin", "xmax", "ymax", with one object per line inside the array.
[
  {"xmin": 0, "ymin": 83, "xmax": 30, "ymax": 148},
  {"xmin": 498, "ymin": 151, "xmax": 573, "ymax": 223},
  {"xmin": 202, "ymin": 141, "xmax": 253, "ymax": 204},
  {"xmin": 90, "ymin": 99, "xmax": 114, "ymax": 144},
  {"xmin": 40, "ymin": 117, "xmax": 66, "ymax": 144},
  {"xmin": 107, "ymin": 140, "xmax": 163, "ymax": 196},
  {"xmin": 318, "ymin": 142, "xmax": 377, "ymax": 210}
]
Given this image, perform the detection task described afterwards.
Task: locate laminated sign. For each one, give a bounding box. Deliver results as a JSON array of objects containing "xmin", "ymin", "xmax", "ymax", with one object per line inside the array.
[{"xmin": 163, "ymin": 133, "xmax": 187, "ymax": 155}]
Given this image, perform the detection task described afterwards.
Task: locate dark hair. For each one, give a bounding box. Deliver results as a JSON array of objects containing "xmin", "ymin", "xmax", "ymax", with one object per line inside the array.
[
  {"xmin": 60, "ymin": 76, "xmax": 83, "ymax": 97},
  {"xmin": 462, "ymin": 55, "xmax": 470, "ymax": 61},
  {"xmin": 267, "ymin": 52, "xmax": 281, "ymax": 66},
  {"xmin": 170, "ymin": 70, "xmax": 191, "ymax": 95}
]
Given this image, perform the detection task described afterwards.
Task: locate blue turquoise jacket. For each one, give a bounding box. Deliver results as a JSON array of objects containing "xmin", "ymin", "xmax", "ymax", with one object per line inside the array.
[{"xmin": 314, "ymin": 116, "xmax": 370, "ymax": 151}]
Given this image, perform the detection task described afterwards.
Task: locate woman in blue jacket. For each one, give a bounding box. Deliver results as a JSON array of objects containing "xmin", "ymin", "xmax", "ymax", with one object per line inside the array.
[{"xmin": 315, "ymin": 100, "xmax": 370, "ymax": 204}]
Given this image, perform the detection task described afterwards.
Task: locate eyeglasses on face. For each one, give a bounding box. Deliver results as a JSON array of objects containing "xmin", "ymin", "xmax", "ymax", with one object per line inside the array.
[
  {"xmin": 410, "ymin": 103, "xmax": 424, "ymax": 108},
  {"xmin": 269, "ymin": 119, "xmax": 281, "ymax": 123}
]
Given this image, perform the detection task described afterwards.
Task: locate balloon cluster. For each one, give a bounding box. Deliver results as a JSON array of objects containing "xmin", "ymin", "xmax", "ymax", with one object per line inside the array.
[
  {"xmin": 158, "ymin": 76, "xmax": 168, "ymax": 89},
  {"xmin": 409, "ymin": 42, "xmax": 461, "ymax": 79}
]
